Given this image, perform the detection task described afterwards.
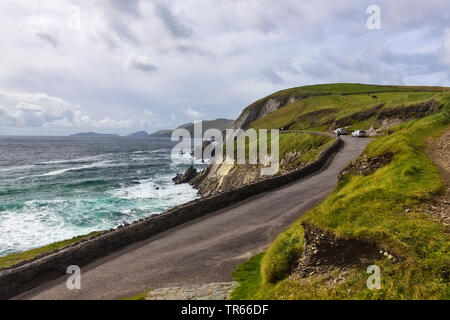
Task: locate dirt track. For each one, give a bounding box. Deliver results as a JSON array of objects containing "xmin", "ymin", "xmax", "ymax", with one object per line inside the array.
[{"xmin": 16, "ymin": 136, "xmax": 370, "ymax": 300}]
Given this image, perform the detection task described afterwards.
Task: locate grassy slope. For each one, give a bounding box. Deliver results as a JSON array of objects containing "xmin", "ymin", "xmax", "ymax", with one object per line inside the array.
[
  {"xmin": 278, "ymin": 133, "xmax": 333, "ymax": 169},
  {"xmin": 232, "ymin": 84, "xmax": 450, "ymax": 300},
  {"xmin": 0, "ymin": 231, "xmax": 100, "ymax": 269},
  {"xmin": 251, "ymin": 91, "xmax": 446, "ymax": 132},
  {"xmin": 238, "ymin": 83, "xmax": 449, "ymax": 126}
]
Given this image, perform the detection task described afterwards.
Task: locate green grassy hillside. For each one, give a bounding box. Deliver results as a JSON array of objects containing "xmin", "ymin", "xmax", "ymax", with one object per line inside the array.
[
  {"xmin": 250, "ymin": 87, "xmax": 446, "ymax": 132},
  {"xmin": 231, "ymin": 84, "xmax": 450, "ymax": 300}
]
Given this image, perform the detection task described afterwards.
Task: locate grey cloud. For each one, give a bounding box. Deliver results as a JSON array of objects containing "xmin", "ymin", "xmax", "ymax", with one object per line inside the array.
[
  {"xmin": 300, "ymin": 48, "xmax": 391, "ymax": 83},
  {"xmin": 377, "ymin": 49, "xmax": 443, "ymax": 77},
  {"xmin": 378, "ymin": 0, "xmax": 450, "ymax": 30},
  {"xmin": 379, "ymin": 51, "xmax": 438, "ymax": 66},
  {"xmin": 36, "ymin": 32, "xmax": 60, "ymax": 49},
  {"xmin": 262, "ymin": 69, "xmax": 284, "ymax": 84},
  {"xmin": 108, "ymin": 0, "xmax": 141, "ymax": 17},
  {"xmin": 299, "ymin": 43, "xmax": 446, "ymax": 85},
  {"xmin": 154, "ymin": 3, "xmax": 192, "ymax": 38},
  {"xmin": 109, "ymin": 18, "xmax": 140, "ymax": 44},
  {"xmin": 102, "ymin": 0, "xmax": 142, "ymax": 46},
  {"xmin": 175, "ymin": 44, "xmax": 207, "ymax": 55},
  {"xmin": 130, "ymin": 60, "xmax": 157, "ymax": 73}
]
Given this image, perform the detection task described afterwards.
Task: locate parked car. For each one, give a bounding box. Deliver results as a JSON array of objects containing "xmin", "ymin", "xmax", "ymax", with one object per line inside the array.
[
  {"xmin": 352, "ymin": 130, "xmax": 367, "ymax": 137},
  {"xmin": 334, "ymin": 128, "xmax": 347, "ymax": 135}
]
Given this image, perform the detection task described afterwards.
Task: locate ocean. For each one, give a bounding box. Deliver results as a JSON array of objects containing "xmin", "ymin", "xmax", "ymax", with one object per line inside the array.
[{"xmin": 0, "ymin": 136, "xmax": 206, "ymax": 257}]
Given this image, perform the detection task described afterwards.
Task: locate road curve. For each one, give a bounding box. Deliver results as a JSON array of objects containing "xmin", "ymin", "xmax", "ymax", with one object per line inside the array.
[{"xmin": 16, "ymin": 136, "xmax": 370, "ymax": 300}]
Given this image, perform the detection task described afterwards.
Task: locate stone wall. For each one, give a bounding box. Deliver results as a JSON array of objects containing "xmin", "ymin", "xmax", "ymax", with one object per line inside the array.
[{"xmin": 0, "ymin": 136, "xmax": 341, "ymax": 299}]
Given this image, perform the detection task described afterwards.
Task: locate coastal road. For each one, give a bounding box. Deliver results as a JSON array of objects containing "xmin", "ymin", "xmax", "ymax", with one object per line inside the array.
[{"xmin": 16, "ymin": 136, "xmax": 370, "ymax": 300}]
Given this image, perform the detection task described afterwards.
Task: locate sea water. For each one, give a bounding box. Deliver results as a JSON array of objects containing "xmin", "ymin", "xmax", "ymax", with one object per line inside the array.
[{"xmin": 0, "ymin": 136, "xmax": 206, "ymax": 256}]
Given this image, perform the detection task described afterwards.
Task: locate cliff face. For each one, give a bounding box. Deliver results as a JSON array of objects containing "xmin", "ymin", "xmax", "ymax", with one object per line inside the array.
[
  {"xmin": 197, "ymin": 163, "xmax": 263, "ymax": 197},
  {"xmin": 233, "ymin": 96, "xmax": 297, "ymax": 130}
]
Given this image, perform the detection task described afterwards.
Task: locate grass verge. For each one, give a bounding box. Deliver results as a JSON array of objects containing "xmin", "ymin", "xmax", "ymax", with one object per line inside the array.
[
  {"xmin": 231, "ymin": 253, "xmax": 264, "ymax": 300},
  {"xmin": 0, "ymin": 231, "xmax": 100, "ymax": 269}
]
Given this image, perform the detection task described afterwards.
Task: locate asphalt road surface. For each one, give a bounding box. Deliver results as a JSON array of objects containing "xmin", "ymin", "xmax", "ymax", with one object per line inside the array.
[{"xmin": 16, "ymin": 136, "xmax": 370, "ymax": 300}]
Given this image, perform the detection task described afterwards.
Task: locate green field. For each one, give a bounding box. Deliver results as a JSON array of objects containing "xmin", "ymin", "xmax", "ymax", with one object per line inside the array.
[{"xmin": 232, "ymin": 84, "xmax": 450, "ymax": 300}]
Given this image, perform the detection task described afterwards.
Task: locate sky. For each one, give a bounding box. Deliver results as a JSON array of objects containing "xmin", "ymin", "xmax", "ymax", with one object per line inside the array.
[{"xmin": 0, "ymin": 0, "xmax": 448, "ymax": 136}]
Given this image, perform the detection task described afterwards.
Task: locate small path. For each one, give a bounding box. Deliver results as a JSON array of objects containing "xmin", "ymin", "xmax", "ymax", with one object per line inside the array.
[
  {"xmin": 146, "ymin": 282, "xmax": 238, "ymax": 300},
  {"xmin": 425, "ymin": 129, "xmax": 450, "ymax": 226}
]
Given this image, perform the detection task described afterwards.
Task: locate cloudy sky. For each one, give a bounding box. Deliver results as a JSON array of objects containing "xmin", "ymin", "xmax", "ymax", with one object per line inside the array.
[{"xmin": 0, "ymin": 0, "xmax": 448, "ymax": 135}]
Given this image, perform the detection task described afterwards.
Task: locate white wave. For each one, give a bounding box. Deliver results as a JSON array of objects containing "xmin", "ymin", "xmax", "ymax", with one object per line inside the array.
[
  {"xmin": 0, "ymin": 199, "xmax": 107, "ymax": 256},
  {"xmin": 130, "ymin": 157, "xmax": 155, "ymax": 162},
  {"xmin": 37, "ymin": 154, "xmax": 106, "ymax": 165},
  {"xmin": 0, "ymin": 164, "xmax": 36, "ymax": 172},
  {"xmin": 132, "ymin": 148, "xmax": 171, "ymax": 155},
  {"xmin": 150, "ymin": 148, "xmax": 172, "ymax": 153},
  {"xmin": 0, "ymin": 154, "xmax": 109, "ymax": 174},
  {"xmin": 111, "ymin": 177, "xmax": 199, "ymax": 202},
  {"xmin": 170, "ymin": 149, "xmax": 194, "ymax": 164},
  {"xmin": 36, "ymin": 161, "xmax": 113, "ymax": 177}
]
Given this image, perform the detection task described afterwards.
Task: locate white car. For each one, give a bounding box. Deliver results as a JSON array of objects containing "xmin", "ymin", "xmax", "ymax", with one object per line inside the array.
[
  {"xmin": 352, "ymin": 130, "xmax": 367, "ymax": 137},
  {"xmin": 334, "ymin": 128, "xmax": 347, "ymax": 135}
]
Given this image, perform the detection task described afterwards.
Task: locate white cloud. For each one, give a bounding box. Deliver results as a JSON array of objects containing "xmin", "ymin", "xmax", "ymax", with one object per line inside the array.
[
  {"xmin": 139, "ymin": 110, "xmax": 165, "ymax": 128},
  {"xmin": 184, "ymin": 107, "xmax": 204, "ymax": 119},
  {"xmin": 0, "ymin": 91, "xmax": 135, "ymax": 129}
]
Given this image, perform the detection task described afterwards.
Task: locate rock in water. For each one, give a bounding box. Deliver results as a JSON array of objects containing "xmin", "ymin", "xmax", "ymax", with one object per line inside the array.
[{"xmin": 173, "ymin": 166, "xmax": 199, "ymax": 184}]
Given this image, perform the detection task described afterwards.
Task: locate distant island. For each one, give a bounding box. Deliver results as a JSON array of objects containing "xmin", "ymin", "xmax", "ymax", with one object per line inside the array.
[
  {"xmin": 69, "ymin": 119, "xmax": 235, "ymax": 138},
  {"xmin": 69, "ymin": 132, "xmax": 120, "ymax": 137},
  {"xmin": 126, "ymin": 131, "xmax": 150, "ymax": 138}
]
